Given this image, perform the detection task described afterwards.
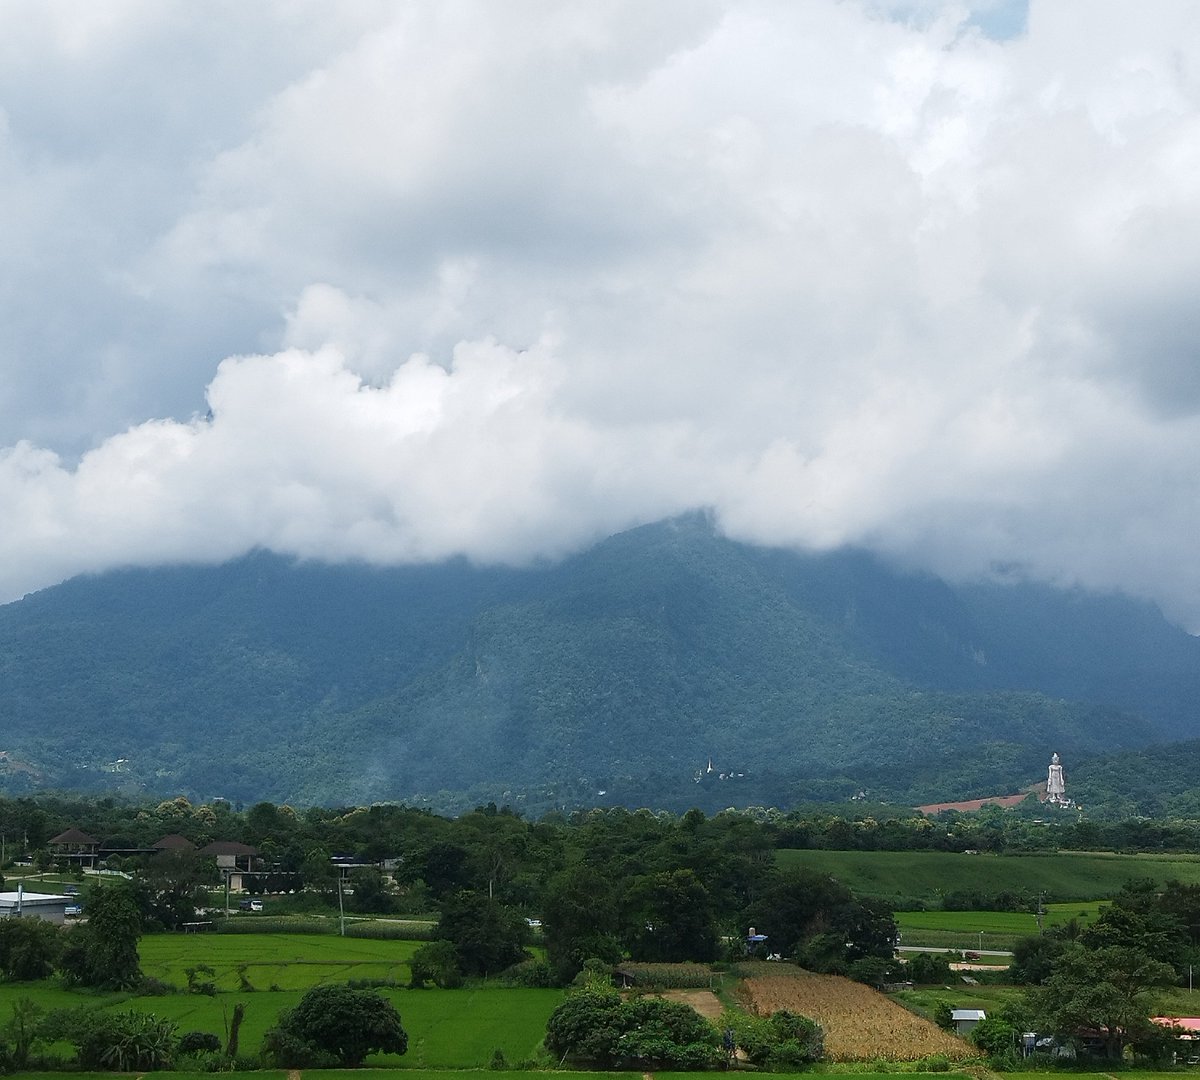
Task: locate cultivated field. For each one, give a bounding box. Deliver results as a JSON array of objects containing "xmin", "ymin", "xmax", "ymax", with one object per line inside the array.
[
  {"xmin": 0, "ymin": 934, "xmax": 561, "ymax": 1067},
  {"xmin": 778, "ymin": 849, "xmax": 1200, "ymax": 903},
  {"xmin": 738, "ymin": 970, "xmax": 975, "ymax": 1062},
  {"xmin": 896, "ymin": 901, "xmax": 1107, "ymax": 949},
  {"xmin": 139, "ymin": 931, "xmax": 420, "ymax": 990}
]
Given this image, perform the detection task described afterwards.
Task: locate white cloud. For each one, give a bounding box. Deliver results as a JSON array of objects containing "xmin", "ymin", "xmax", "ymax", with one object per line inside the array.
[{"xmin": 4, "ymin": 0, "xmax": 1200, "ymax": 627}]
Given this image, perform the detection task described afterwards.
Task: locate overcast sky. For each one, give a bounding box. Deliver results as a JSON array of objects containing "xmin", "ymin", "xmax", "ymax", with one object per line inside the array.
[{"xmin": 4, "ymin": 0, "xmax": 1200, "ymax": 627}]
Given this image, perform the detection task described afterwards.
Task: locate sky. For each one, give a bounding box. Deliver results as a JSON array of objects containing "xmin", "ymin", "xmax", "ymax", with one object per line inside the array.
[{"xmin": 4, "ymin": 0, "xmax": 1200, "ymax": 627}]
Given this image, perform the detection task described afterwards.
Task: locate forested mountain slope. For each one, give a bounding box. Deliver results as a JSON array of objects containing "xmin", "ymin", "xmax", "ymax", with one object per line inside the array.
[{"xmin": 0, "ymin": 515, "xmax": 1193, "ymax": 809}]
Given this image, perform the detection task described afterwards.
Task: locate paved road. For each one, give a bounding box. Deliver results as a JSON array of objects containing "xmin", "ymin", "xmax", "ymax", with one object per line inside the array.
[{"xmin": 897, "ymin": 945, "xmax": 1013, "ymax": 957}]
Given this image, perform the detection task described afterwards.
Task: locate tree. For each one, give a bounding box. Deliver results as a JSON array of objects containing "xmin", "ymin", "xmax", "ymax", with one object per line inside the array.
[
  {"xmin": 1009, "ymin": 934, "xmax": 1065, "ymax": 985},
  {"xmin": 0, "ymin": 917, "xmax": 62, "ymax": 980},
  {"xmin": 542, "ymin": 864, "xmax": 623, "ymax": 983},
  {"xmin": 264, "ymin": 984, "xmax": 407, "ymax": 1067},
  {"xmin": 1028, "ymin": 944, "xmax": 1177, "ymax": 1058},
  {"xmin": 545, "ymin": 989, "xmax": 721, "ymax": 1069},
  {"xmin": 345, "ymin": 867, "xmax": 395, "ymax": 914},
  {"xmin": 58, "ymin": 882, "xmax": 141, "ymax": 989},
  {"xmin": 133, "ymin": 850, "xmax": 215, "ymax": 930},
  {"xmin": 908, "ymin": 951, "xmax": 952, "ymax": 984},
  {"xmin": 437, "ymin": 890, "xmax": 529, "ymax": 976},
  {"xmin": 622, "ymin": 869, "xmax": 717, "ymax": 963}
]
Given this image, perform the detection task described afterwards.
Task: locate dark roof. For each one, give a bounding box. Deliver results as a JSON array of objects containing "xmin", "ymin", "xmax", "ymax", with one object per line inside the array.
[
  {"xmin": 198, "ymin": 841, "xmax": 258, "ymax": 856},
  {"xmin": 153, "ymin": 834, "xmax": 196, "ymax": 851},
  {"xmin": 48, "ymin": 828, "xmax": 99, "ymax": 846}
]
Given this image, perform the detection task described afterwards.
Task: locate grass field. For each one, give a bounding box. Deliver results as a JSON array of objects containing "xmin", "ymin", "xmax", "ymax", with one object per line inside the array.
[
  {"xmin": 778, "ymin": 849, "xmax": 1200, "ymax": 903},
  {"xmin": 896, "ymin": 902, "xmax": 1108, "ymax": 950}
]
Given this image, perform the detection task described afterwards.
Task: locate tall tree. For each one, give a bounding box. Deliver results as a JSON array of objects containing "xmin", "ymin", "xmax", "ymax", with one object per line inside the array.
[{"xmin": 1028, "ymin": 944, "xmax": 1176, "ymax": 1058}]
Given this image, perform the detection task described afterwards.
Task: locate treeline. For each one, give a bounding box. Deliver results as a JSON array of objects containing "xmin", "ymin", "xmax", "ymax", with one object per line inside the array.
[{"xmin": 11, "ymin": 792, "xmax": 1200, "ymax": 873}]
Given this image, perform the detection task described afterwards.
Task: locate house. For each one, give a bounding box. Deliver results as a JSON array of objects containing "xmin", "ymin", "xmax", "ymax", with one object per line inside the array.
[
  {"xmin": 47, "ymin": 827, "xmax": 100, "ymax": 870},
  {"xmin": 197, "ymin": 841, "xmax": 259, "ymax": 891},
  {"xmin": 0, "ymin": 889, "xmax": 73, "ymax": 924},
  {"xmin": 951, "ymin": 1009, "xmax": 986, "ymax": 1036}
]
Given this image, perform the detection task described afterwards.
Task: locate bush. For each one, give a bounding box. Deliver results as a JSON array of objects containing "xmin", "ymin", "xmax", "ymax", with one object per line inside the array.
[
  {"xmin": 178, "ymin": 1031, "xmax": 222, "ymax": 1055},
  {"xmin": 724, "ymin": 1008, "xmax": 824, "ymax": 1069},
  {"xmin": 263, "ymin": 984, "xmax": 407, "ymax": 1067},
  {"xmin": 504, "ymin": 958, "xmax": 556, "ymax": 987},
  {"xmin": 409, "ymin": 940, "xmax": 463, "ymax": 989},
  {"xmin": 67, "ymin": 1008, "xmax": 177, "ymax": 1071}
]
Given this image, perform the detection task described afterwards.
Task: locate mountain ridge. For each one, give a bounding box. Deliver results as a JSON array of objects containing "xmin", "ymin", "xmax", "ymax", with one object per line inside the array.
[{"xmin": 0, "ymin": 515, "xmax": 1194, "ymax": 810}]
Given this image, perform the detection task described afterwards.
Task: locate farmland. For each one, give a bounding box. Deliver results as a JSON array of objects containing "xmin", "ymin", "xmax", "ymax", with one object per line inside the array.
[
  {"xmin": 737, "ymin": 968, "xmax": 974, "ymax": 1062},
  {"xmin": 896, "ymin": 901, "xmax": 1108, "ymax": 950},
  {"xmin": 139, "ymin": 931, "xmax": 421, "ymax": 991},
  {"xmin": 777, "ymin": 848, "xmax": 1200, "ymax": 904}
]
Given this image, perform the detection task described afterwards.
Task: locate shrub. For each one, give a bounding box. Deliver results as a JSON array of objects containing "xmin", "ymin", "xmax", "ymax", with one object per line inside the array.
[
  {"xmin": 409, "ymin": 939, "xmax": 463, "ymax": 988},
  {"xmin": 504, "ymin": 957, "xmax": 556, "ymax": 987},
  {"xmin": 724, "ymin": 1008, "xmax": 824, "ymax": 1069},
  {"xmin": 70, "ymin": 1008, "xmax": 177, "ymax": 1071},
  {"xmin": 178, "ymin": 1031, "xmax": 222, "ymax": 1055}
]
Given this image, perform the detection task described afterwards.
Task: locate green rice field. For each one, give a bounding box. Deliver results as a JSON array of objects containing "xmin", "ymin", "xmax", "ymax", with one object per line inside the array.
[
  {"xmin": 139, "ymin": 931, "xmax": 421, "ymax": 991},
  {"xmin": 778, "ymin": 848, "xmax": 1200, "ymax": 904},
  {"xmin": 0, "ymin": 934, "xmax": 561, "ymax": 1067}
]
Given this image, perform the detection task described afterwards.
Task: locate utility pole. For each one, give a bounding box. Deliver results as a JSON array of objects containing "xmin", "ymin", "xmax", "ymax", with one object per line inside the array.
[{"xmin": 337, "ymin": 872, "xmax": 345, "ymax": 936}]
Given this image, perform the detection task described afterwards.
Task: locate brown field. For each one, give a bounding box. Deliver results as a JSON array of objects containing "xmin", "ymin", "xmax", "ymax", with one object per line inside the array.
[
  {"xmin": 739, "ymin": 972, "xmax": 976, "ymax": 1062},
  {"xmin": 659, "ymin": 988, "xmax": 724, "ymax": 1020}
]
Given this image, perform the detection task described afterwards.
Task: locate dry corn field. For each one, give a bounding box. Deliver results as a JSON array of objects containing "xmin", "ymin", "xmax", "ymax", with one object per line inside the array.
[{"xmin": 739, "ymin": 973, "xmax": 975, "ymax": 1062}]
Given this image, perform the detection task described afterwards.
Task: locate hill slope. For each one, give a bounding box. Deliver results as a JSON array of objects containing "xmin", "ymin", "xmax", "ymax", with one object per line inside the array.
[{"xmin": 0, "ymin": 515, "xmax": 1194, "ymax": 809}]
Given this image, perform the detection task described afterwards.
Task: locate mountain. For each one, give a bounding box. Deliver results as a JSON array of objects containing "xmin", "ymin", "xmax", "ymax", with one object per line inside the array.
[{"xmin": 0, "ymin": 514, "xmax": 1195, "ymax": 810}]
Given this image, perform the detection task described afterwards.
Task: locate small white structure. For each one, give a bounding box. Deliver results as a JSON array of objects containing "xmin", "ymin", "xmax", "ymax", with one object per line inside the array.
[
  {"xmin": 951, "ymin": 1009, "xmax": 986, "ymax": 1036},
  {"xmin": 0, "ymin": 889, "xmax": 73, "ymax": 924}
]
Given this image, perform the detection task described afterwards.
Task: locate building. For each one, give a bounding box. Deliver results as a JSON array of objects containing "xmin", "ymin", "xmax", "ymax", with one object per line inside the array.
[
  {"xmin": 951, "ymin": 1009, "xmax": 986, "ymax": 1036},
  {"xmin": 0, "ymin": 889, "xmax": 73, "ymax": 924},
  {"xmin": 197, "ymin": 841, "xmax": 259, "ymax": 891},
  {"xmin": 47, "ymin": 827, "xmax": 100, "ymax": 870}
]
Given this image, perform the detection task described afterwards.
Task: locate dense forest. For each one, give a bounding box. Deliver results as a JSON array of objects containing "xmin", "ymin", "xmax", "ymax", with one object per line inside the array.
[{"xmin": 2, "ymin": 516, "xmax": 1196, "ymax": 813}]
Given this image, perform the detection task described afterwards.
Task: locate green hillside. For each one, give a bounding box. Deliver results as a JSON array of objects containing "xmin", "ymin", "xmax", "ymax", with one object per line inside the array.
[{"xmin": 0, "ymin": 515, "xmax": 1192, "ymax": 808}]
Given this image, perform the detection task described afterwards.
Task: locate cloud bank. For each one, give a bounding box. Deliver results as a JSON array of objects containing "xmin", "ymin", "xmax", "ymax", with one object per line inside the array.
[{"xmin": 4, "ymin": 1, "xmax": 1200, "ymax": 626}]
